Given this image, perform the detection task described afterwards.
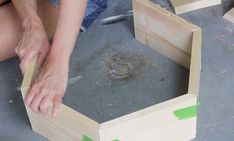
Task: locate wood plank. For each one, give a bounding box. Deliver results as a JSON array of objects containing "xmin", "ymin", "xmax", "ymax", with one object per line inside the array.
[
  {"xmin": 99, "ymin": 94, "xmax": 197, "ymax": 140},
  {"xmin": 224, "ymin": 8, "xmax": 234, "ymax": 23},
  {"xmin": 29, "ymin": 105, "xmax": 100, "ymax": 141},
  {"xmin": 21, "ymin": 59, "xmax": 101, "ymax": 141},
  {"xmin": 136, "ymin": 26, "xmax": 191, "ymax": 69},
  {"xmin": 133, "ymin": 0, "xmax": 199, "ymax": 69},
  {"xmin": 126, "ymin": 118, "xmax": 196, "ymax": 141},
  {"xmin": 188, "ymin": 29, "xmax": 202, "ymax": 95},
  {"xmin": 170, "ymin": 0, "xmax": 222, "ymax": 14}
]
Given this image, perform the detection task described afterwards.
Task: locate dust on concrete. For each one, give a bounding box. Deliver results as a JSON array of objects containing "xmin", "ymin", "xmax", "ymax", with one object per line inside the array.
[
  {"xmin": 219, "ymin": 26, "xmax": 234, "ymax": 41},
  {"xmin": 224, "ymin": 44, "xmax": 234, "ymax": 54},
  {"xmin": 103, "ymin": 52, "xmax": 154, "ymax": 82},
  {"xmin": 69, "ymin": 76, "xmax": 82, "ymax": 84}
]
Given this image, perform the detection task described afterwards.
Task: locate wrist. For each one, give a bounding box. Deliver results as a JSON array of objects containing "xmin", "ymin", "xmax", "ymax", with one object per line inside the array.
[
  {"xmin": 22, "ymin": 15, "xmax": 43, "ymax": 30},
  {"xmin": 47, "ymin": 43, "xmax": 73, "ymax": 65},
  {"xmin": 46, "ymin": 56, "xmax": 70, "ymax": 74},
  {"xmin": 47, "ymin": 52, "xmax": 70, "ymax": 67}
]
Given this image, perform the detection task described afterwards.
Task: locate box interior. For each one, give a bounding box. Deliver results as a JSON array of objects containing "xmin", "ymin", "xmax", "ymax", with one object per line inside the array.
[{"xmin": 63, "ymin": 8, "xmax": 190, "ymax": 123}]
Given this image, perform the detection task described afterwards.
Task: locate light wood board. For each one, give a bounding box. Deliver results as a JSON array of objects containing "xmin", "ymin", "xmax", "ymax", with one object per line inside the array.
[
  {"xmin": 170, "ymin": 0, "xmax": 222, "ymax": 14},
  {"xmin": 189, "ymin": 29, "xmax": 202, "ymax": 95},
  {"xmin": 99, "ymin": 94, "xmax": 197, "ymax": 141}
]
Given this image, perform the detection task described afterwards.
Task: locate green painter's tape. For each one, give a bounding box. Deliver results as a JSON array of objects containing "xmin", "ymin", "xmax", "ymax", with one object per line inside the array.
[
  {"xmin": 174, "ymin": 102, "xmax": 200, "ymax": 120},
  {"xmin": 82, "ymin": 135, "xmax": 93, "ymax": 141}
]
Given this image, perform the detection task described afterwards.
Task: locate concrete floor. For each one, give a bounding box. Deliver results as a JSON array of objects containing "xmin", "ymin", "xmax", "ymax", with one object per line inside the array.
[
  {"xmin": 1, "ymin": 0, "xmax": 234, "ymax": 140},
  {"xmin": 64, "ymin": 0, "xmax": 189, "ymax": 123}
]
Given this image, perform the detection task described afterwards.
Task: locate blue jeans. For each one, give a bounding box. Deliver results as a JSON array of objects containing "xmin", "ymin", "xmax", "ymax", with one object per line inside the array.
[{"xmin": 49, "ymin": 0, "xmax": 107, "ymax": 31}]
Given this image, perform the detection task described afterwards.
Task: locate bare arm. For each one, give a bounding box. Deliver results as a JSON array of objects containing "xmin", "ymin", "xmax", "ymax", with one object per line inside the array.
[
  {"xmin": 12, "ymin": 0, "xmax": 50, "ymax": 72},
  {"xmin": 24, "ymin": 0, "xmax": 88, "ymax": 116},
  {"xmin": 12, "ymin": 0, "xmax": 37, "ymax": 23},
  {"xmin": 48, "ymin": 0, "xmax": 87, "ymax": 64}
]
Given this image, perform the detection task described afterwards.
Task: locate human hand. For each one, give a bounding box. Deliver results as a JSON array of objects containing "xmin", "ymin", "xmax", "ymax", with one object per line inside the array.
[
  {"xmin": 15, "ymin": 18, "xmax": 50, "ymax": 73},
  {"xmin": 24, "ymin": 59, "xmax": 69, "ymax": 117}
]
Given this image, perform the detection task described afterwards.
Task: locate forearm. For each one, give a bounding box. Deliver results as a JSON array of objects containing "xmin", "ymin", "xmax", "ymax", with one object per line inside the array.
[
  {"xmin": 12, "ymin": 0, "xmax": 41, "ymax": 28},
  {"xmin": 48, "ymin": 0, "xmax": 88, "ymax": 64}
]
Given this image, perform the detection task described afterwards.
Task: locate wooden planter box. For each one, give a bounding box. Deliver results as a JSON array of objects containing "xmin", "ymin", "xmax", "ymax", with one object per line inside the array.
[{"xmin": 21, "ymin": 0, "xmax": 202, "ymax": 141}]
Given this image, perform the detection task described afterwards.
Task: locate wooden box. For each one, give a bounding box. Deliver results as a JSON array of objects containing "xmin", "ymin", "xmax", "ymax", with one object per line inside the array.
[{"xmin": 21, "ymin": 0, "xmax": 202, "ymax": 140}]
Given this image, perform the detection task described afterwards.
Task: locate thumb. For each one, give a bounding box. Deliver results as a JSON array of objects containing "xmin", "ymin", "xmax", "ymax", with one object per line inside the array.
[
  {"xmin": 38, "ymin": 50, "xmax": 49, "ymax": 69},
  {"xmin": 38, "ymin": 41, "xmax": 50, "ymax": 69},
  {"xmin": 20, "ymin": 49, "xmax": 37, "ymax": 74}
]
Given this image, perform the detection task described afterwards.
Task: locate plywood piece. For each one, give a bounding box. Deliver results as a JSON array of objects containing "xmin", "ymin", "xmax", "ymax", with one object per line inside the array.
[
  {"xmin": 188, "ymin": 29, "xmax": 202, "ymax": 95},
  {"xmin": 29, "ymin": 105, "xmax": 100, "ymax": 141},
  {"xmin": 125, "ymin": 118, "xmax": 196, "ymax": 141},
  {"xmin": 224, "ymin": 8, "xmax": 234, "ymax": 23},
  {"xmin": 170, "ymin": 0, "xmax": 222, "ymax": 14},
  {"xmin": 99, "ymin": 94, "xmax": 197, "ymax": 141}
]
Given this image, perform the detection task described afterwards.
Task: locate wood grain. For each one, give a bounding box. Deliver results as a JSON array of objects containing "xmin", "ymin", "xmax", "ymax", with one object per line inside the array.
[{"xmin": 133, "ymin": 0, "xmax": 199, "ymax": 69}]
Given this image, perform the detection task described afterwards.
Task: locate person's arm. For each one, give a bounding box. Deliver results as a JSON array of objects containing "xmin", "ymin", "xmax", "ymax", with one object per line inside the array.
[
  {"xmin": 12, "ymin": 0, "xmax": 37, "ymax": 22},
  {"xmin": 49, "ymin": 0, "xmax": 87, "ymax": 64},
  {"xmin": 24, "ymin": 0, "xmax": 88, "ymax": 116},
  {"xmin": 12, "ymin": 0, "xmax": 50, "ymax": 73}
]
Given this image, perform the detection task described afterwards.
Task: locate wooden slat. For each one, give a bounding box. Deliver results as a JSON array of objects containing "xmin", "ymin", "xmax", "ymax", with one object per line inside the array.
[
  {"xmin": 188, "ymin": 29, "xmax": 202, "ymax": 95},
  {"xmin": 99, "ymin": 94, "xmax": 197, "ymax": 141},
  {"xmin": 21, "ymin": 59, "xmax": 100, "ymax": 141},
  {"xmin": 136, "ymin": 26, "xmax": 191, "ymax": 69},
  {"xmin": 170, "ymin": 0, "xmax": 222, "ymax": 14},
  {"xmin": 126, "ymin": 118, "xmax": 196, "ymax": 141},
  {"xmin": 224, "ymin": 8, "xmax": 234, "ymax": 23},
  {"xmin": 133, "ymin": 0, "xmax": 199, "ymax": 69}
]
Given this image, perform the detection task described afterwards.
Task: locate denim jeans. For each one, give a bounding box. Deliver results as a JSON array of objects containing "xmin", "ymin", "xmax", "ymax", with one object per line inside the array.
[{"xmin": 49, "ymin": 0, "xmax": 107, "ymax": 31}]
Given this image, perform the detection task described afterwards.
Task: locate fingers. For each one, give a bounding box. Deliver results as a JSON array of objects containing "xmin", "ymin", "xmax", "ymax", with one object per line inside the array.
[
  {"xmin": 39, "ymin": 95, "xmax": 52, "ymax": 115},
  {"xmin": 30, "ymin": 90, "xmax": 47, "ymax": 113},
  {"xmin": 19, "ymin": 42, "xmax": 50, "ymax": 73},
  {"xmin": 25, "ymin": 85, "xmax": 40, "ymax": 107},
  {"xmin": 15, "ymin": 41, "xmax": 24, "ymax": 60},
  {"xmin": 53, "ymin": 95, "xmax": 62, "ymax": 117},
  {"xmin": 15, "ymin": 32, "xmax": 50, "ymax": 73},
  {"xmin": 25, "ymin": 85, "xmax": 63, "ymax": 117}
]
